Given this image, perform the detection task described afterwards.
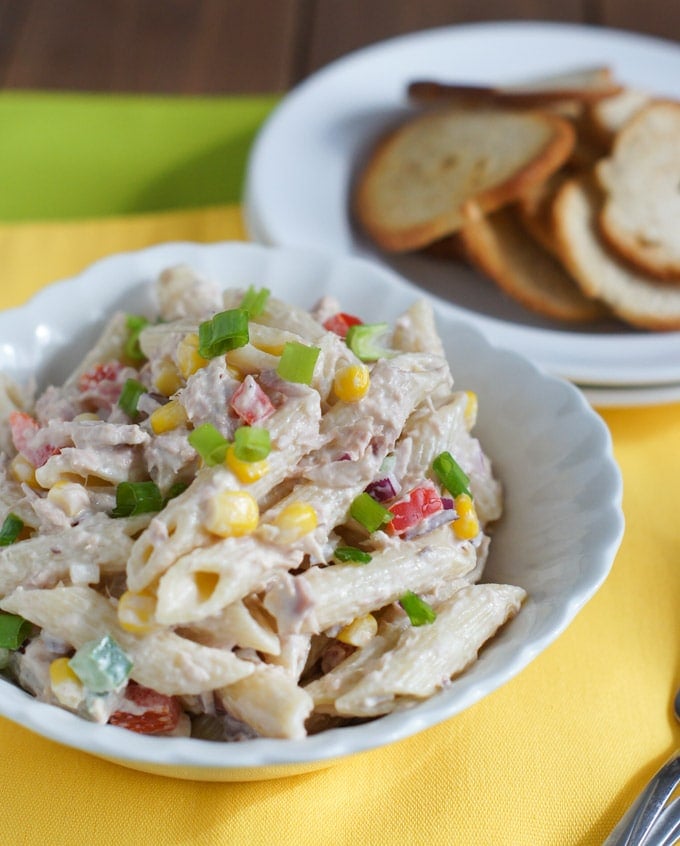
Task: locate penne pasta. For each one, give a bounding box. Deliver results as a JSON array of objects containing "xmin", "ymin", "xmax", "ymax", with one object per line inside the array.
[{"xmin": 0, "ymin": 267, "xmax": 520, "ymax": 742}]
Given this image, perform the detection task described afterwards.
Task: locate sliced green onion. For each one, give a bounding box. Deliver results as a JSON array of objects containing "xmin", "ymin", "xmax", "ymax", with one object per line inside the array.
[
  {"xmin": 349, "ymin": 492, "xmax": 392, "ymax": 533},
  {"xmin": 198, "ymin": 308, "xmax": 249, "ymax": 358},
  {"xmin": 233, "ymin": 426, "xmax": 271, "ymax": 462},
  {"xmin": 0, "ymin": 513, "xmax": 23, "ymax": 546},
  {"xmin": 68, "ymin": 634, "xmax": 133, "ymax": 693},
  {"xmin": 188, "ymin": 423, "xmax": 229, "ymax": 466},
  {"xmin": 240, "ymin": 285, "xmax": 270, "ymax": 318},
  {"xmin": 0, "ymin": 612, "xmax": 32, "ymax": 649},
  {"xmin": 345, "ymin": 323, "xmax": 393, "ymax": 362},
  {"xmin": 277, "ymin": 341, "xmax": 321, "ymax": 385},
  {"xmin": 124, "ymin": 314, "xmax": 149, "ymax": 362},
  {"xmin": 433, "ymin": 451, "xmax": 471, "ymax": 498},
  {"xmin": 111, "ymin": 481, "xmax": 163, "ymax": 518},
  {"xmin": 334, "ymin": 546, "xmax": 372, "ymax": 564},
  {"xmin": 118, "ymin": 378, "xmax": 147, "ymax": 418},
  {"xmin": 399, "ymin": 591, "xmax": 437, "ymax": 626},
  {"xmin": 164, "ymin": 481, "xmax": 188, "ymax": 503}
]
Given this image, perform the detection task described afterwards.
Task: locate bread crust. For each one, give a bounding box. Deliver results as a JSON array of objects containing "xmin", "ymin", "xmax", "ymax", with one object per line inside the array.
[
  {"xmin": 408, "ymin": 67, "xmax": 622, "ymax": 109},
  {"xmin": 595, "ymin": 101, "xmax": 680, "ymax": 282},
  {"xmin": 353, "ymin": 107, "xmax": 575, "ymax": 252},
  {"xmin": 457, "ymin": 207, "xmax": 607, "ymax": 322},
  {"xmin": 553, "ymin": 175, "xmax": 680, "ymax": 330}
]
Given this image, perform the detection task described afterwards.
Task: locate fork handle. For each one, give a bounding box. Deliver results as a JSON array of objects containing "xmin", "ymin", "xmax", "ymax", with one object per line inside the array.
[{"xmin": 603, "ymin": 751, "xmax": 680, "ymax": 845}]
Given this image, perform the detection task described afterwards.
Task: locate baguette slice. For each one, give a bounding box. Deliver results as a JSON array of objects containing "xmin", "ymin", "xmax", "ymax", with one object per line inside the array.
[
  {"xmin": 354, "ymin": 107, "xmax": 575, "ymax": 252},
  {"xmin": 596, "ymin": 101, "xmax": 680, "ymax": 281},
  {"xmin": 408, "ymin": 66, "xmax": 622, "ymax": 109},
  {"xmin": 553, "ymin": 175, "xmax": 680, "ymax": 330},
  {"xmin": 585, "ymin": 87, "xmax": 651, "ymax": 147},
  {"xmin": 457, "ymin": 207, "xmax": 607, "ymax": 322},
  {"xmin": 517, "ymin": 170, "xmax": 569, "ymax": 257}
]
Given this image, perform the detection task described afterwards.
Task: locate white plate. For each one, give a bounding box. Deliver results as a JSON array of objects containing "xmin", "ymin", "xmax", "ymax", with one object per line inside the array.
[
  {"xmin": 582, "ymin": 381, "xmax": 680, "ymax": 408},
  {"xmin": 244, "ymin": 20, "xmax": 680, "ymax": 391},
  {"xmin": 0, "ymin": 241, "xmax": 624, "ymax": 780}
]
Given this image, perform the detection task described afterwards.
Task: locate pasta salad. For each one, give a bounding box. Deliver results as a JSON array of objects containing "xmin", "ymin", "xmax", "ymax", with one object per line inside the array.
[{"xmin": 0, "ymin": 266, "xmax": 524, "ymax": 740}]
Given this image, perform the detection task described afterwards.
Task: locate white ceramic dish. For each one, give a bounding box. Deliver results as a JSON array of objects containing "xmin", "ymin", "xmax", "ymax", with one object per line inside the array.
[
  {"xmin": 244, "ymin": 20, "xmax": 680, "ymax": 392},
  {"xmin": 582, "ymin": 381, "xmax": 680, "ymax": 409},
  {"xmin": 0, "ymin": 241, "xmax": 624, "ymax": 781}
]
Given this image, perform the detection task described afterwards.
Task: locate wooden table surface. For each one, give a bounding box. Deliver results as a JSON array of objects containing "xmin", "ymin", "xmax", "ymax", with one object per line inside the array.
[{"xmin": 0, "ymin": 0, "xmax": 678, "ymax": 94}]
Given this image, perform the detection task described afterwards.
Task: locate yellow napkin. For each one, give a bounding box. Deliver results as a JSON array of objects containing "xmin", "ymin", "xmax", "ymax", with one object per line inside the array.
[{"xmin": 0, "ymin": 207, "xmax": 678, "ymax": 846}]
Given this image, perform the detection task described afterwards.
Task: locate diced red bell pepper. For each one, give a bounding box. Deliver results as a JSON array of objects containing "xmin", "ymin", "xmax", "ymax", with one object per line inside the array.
[
  {"xmin": 388, "ymin": 486, "xmax": 443, "ymax": 535},
  {"xmin": 78, "ymin": 361, "xmax": 124, "ymax": 392},
  {"xmin": 77, "ymin": 361, "xmax": 128, "ymax": 412},
  {"xmin": 323, "ymin": 312, "xmax": 363, "ymax": 339},
  {"xmin": 8, "ymin": 411, "xmax": 59, "ymax": 468},
  {"xmin": 230, "ymin": 374, "xmax": 275, "ymax": 424},
  {"xmin": 109, "ymin": 681, "xmax": 182, "ymax": 735}
]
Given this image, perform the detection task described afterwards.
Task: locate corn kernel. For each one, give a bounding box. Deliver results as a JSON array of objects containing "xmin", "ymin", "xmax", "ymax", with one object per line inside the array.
[
  {"xmin": 463, "ymin": 391, "xmax": 478, "ymax": 430},
  {"xmin": 73, "ymin": 412, "xmax": 100, "ymax": 422},
  {"xmin": 333, "ymin": 364, "xmax": 370, "ymax": 402},
  {"xmin": 204, "ymin": 490, "xmax": 259, "ymax": 537},
  {"xmin": 452, "ymin": 493, "xmax": 480, "ymax": 540},
  {"xmin": 337, "ymin": 613, "xmax": 378, "ymax": 647},
  {"xmin": 150, "ymin": 399, "xmax": 188, "ymax": 434},
  {"xmin": 225, "ymin": 445, "xmax": 269, "ymax": 484},
  {"xmin": 154, "ymin": 361, "xmax": 183, "ymax": 396},
  {"xmin": 177, "ymin": 333, "xmax": 209, "ymax": 379},
  {"xmin": 274, "ymin": 501, "xmax": 317, "ymax": 543},
  {"xmin": 10, "ymin": 453, "xmax": 37, "ymax": 486},
  {"xmin": 118, "ymin": 589, "xmax": 159, "ymax": 634},
  {"xmin": 49, "ymin": 657, "xmax": 84, "ymax": 709}
]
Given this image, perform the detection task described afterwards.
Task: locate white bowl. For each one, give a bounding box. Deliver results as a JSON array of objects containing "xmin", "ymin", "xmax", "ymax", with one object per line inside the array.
[{"xmin": 0, "ymin": 241, "xmax": 624, "ymax": 781}]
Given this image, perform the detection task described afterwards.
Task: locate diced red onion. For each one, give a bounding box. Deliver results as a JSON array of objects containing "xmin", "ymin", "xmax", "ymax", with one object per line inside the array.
[
  {"xmin": 365, "ymin": 473, "xmax": 401, "ymax": 502},
  {"xmin": 403, "ymin": 501, "xmax": 456, "ymax": 540}
]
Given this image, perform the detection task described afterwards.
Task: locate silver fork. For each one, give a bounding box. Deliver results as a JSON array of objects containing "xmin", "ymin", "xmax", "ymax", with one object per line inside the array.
[{"xmin": 604, "ymin": 687, "xmax": 680, "ymax": 845}]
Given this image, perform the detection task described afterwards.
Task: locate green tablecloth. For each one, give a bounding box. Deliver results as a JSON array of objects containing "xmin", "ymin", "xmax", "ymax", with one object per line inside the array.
[{"xmin": 0, "ymin": 91, "xmax": 277, "ymax": 221}]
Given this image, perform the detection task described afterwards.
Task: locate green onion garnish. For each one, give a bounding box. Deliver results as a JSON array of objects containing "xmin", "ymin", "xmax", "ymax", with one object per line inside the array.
[
  {"xmin": 0, "ymin": 513, "xmax": 24, "ymax": 546},
  {"xmin": 334, "ymin": 546, "xmax": 372, "ymax": 564},
  {"xmin": 188, "ymin": 423, "xmax": 229, "ymax": 466},
  {"xmin": 433, "ymin": 451, "xmax": 471, "ymax": 498},
  {"xmin": 399, "ymin": 591, "xmax": 437, "ymax": 626},
  {"xmin": 164, "ymin": 481, "xmax": 188, "ymax": 503},
  {"xmin": 345, "ymin": 323, "xmax": 393, "ymax": 362},
  {"xmin": 124, "ymin": 314, "xmax": 149, "ymax": 362},
  {"xmin": 118, "ymin": 378, "xmax": 147, "ymax": 418},
  {"xmin": 111, "ymin": 481, "xmax": 163, "ymax": 518},
  {"xmin": 240, "ymin": 285, "xmax": 270, "ymax": 317},
  {"xmin": 0, "ymin": 613, "xmax": 31, "ymax": 649},
  {"xmin": 198, "ymin": 308, "xmax": 249, "ymax": 358},
  {"xmin": 277, "ymin": 341, "xmax": 321, "ymax": 385},
  {"xmin": 68, "ymin": 634, "xmax": 133, "ymax": 693},
  {"xmin": 349, "ymin": 492, "xmax": 392, "ymax": 533},
  {"xmin": 233, "ymin": 426, "xmax": 271, "ymax": 462}
]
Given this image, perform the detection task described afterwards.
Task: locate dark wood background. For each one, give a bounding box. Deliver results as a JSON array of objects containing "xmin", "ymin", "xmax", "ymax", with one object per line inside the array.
[{"xmin": 0, "ymin": 0, "xmax": 678, "ymax": 94}]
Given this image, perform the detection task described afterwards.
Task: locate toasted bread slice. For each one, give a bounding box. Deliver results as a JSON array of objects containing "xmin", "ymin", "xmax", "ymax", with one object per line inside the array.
[
  {"xmin": 517, "ymin": 170, "xmax": 570, "ymax": 256},
  {"xmin": 595, "ymin": 102, "xmax": 680, "ymax": 281},
  {"xmin": 421, "ymin": 233, "xmax": 467, "ymax": 261},
  {"xmin": 553, "ymin": 175, "xmax": 680, "ymax": 330},
  {"xmin": 457, "ymin": 207, "xmax": 607, "ymax": 322},
  {"xmin": 354, "ymin": 107, "xmax": 575, "ymax": 252},
  {"xmin": 408, "ymin": 66, "xmax": 622, "ymax": 109},
  {"xmin": 585, "ymin": 87, "xmax": 651, "ymax": 147}
]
